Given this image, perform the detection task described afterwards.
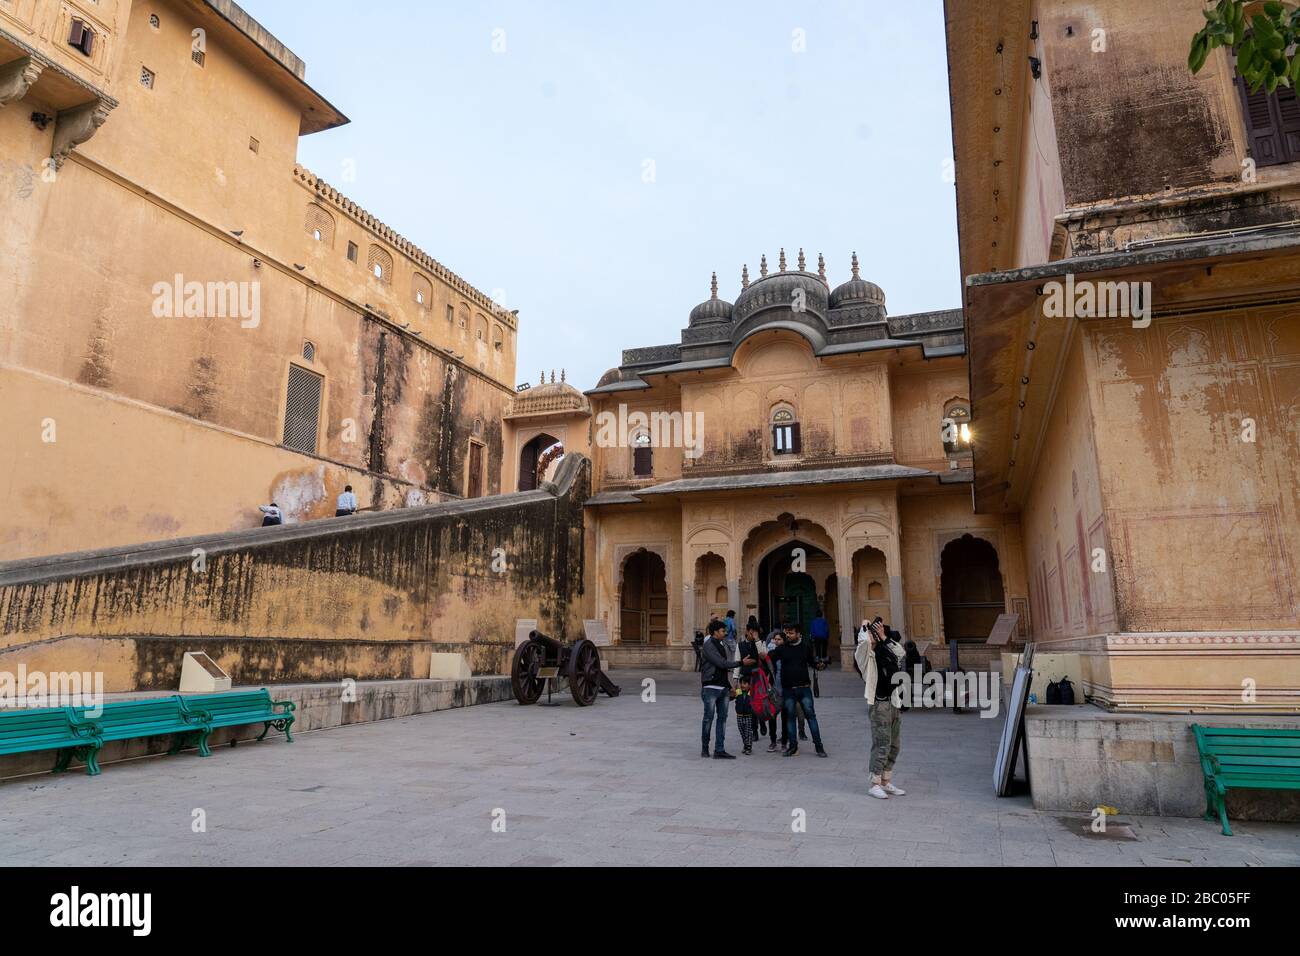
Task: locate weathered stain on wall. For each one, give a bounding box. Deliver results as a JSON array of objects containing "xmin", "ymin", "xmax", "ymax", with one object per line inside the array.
[
  {"xmin": 1037, "ymin": 1, "xmax": 1238, "ymax": 205},
  {"xmin": 0, "ymin": 457, "xmax": 589, "ymax": 691}
]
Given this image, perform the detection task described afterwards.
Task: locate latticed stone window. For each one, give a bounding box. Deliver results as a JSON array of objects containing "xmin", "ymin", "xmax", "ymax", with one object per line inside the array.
[
  {"xmin": 283, "ymin": 364, "xmax": 323, "ymax": 454},
  {"xmin": 367, "ymin": 245, "xmax": 393, "ymax": 283},
  {"xmin": 304, "ymin": 203, "xmax": 335, "ymax": 246},
  {"xmin": 413, "ymin": 273, "xmax": 432, "ymax": 307}
]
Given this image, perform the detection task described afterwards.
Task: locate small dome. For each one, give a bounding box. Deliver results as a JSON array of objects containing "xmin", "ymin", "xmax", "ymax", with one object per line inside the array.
[
  {"xmin": 829, "ymin": 252, "xmax": 886, "ymax": 309},
  {"xmin": 733, "ymin": 270, "xmax": 829, "ymax": 322},
  {"xmin": 688, "ymin": 272, "xmax": 733, "ymax": 327},
  {"xmin": 506, "ymin": 374, "xmax": 590, "ymax": 418},
  {"xmin": 595, "ymin": 367, "xmax": 621, "ymax": 389}
]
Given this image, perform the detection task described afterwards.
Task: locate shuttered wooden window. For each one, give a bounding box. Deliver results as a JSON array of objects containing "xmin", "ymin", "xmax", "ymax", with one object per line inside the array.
[
  {"xmin": 68, "ymin": 19, "xmax": 94, "ymax": 56},
  {"xmin": 467, "ymin": 441, "xmax": 484, "ymax": 498},
  {"xmin": 1236, "ymin": 72, "xmax": 1300, "ymax": 167},
  {"xmin": 773, "ymin": 424, "xmax": 800, "ymax": 454},
  {"xmin": 283, "ymin": 364, "xmax": 323, "ymax": 454},
  {"xmin": 632, "ymin": 434, "xmax": 653, "ymax": 477}
]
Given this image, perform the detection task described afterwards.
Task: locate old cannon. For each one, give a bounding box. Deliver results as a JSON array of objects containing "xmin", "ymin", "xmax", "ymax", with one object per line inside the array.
[{"xmin": 511, "ymin": 630, "xmax": 621, "ymax": 706}]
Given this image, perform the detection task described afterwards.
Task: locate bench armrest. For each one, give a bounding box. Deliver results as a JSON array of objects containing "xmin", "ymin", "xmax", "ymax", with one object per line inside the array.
[
  {"xmin": 272, "ymin": 700, "xmax": 295, "ymax": 714},
  {"xmin": 66, "ymin": 710, "xmax": 100, "ymax": 738}
]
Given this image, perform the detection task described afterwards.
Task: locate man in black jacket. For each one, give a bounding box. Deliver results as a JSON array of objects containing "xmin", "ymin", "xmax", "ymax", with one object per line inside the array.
[
  {"xmin": 700, "ymin": 619, "xmax": 753, "ymax": 759},
  {"xmin": 769, "ymin": 624, "xmax": 828, "ymax": 758}
]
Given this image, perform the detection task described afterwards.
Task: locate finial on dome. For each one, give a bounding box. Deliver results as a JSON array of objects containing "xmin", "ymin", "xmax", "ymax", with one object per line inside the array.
[
  {"xmin": 741, "ymin": 264, "xmax": 750, "ymax": 289},
  {"xmin": 779, "ymin": 248, "xmax": 787, "ymax": 272},
  {"xmin": 851, "ymin": 252, "xmax": 861, "ymax": 280},
  {"xmin": 760, "ymin": 254, "xmax": 768, "ymax": 278},
  {"xmin": 798, "ymin": 248, "xmax": 806, "ymax": 271},
  {"xmin": 817, "ymin": 252, "xmax": 826, "ymax": 282},
  {"xmin": 550, "ymin": 368, "xmax": 555, "ymax": 384},
  {"xmin": 539, "ymin": 370, "xmax": 544, "ymax": 386},
  {"xmin": 561, "ymin": 368, "xmax": 566, "ymax": 383},
  {"xmin": 710, "ymin": 271, "xmax": 719, "ymax": 300}
]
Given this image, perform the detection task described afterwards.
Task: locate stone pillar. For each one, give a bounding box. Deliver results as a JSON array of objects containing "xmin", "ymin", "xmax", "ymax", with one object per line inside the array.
[
  {"xmin": 889, "ymin": 575, "xmax": 905, "ymax": 635},
  {"xmin": 837, "ymin": 579, "xmax": 855, "ymax": 668},
  {"xmin": 681, "ymin": 583, "xmax": 693, "ymax": 647},
  {"xmin": 727, "ymin": 578, "xmax": 740, "ymax": 619}
]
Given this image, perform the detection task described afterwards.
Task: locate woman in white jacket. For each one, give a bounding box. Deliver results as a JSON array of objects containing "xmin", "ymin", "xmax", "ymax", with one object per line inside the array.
[{"xmin": 855, "ymin": 619, "xmax": 907, "ymax": 799}]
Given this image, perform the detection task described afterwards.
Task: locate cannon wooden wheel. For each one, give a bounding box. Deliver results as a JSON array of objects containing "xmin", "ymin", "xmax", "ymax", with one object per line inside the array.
[
  {"xmin": 567, "ymin": 639, "xmax": 601, "ymax": 707},
  {"xmin": 511, "ymin": 639, "xmax": 546, "ymax": 705}
]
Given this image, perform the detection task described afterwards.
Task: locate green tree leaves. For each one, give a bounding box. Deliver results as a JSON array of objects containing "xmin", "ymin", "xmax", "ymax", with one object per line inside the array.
[{"xmin": 1190, "ymin": 0, "xmax": 1300, "ymax": 92}]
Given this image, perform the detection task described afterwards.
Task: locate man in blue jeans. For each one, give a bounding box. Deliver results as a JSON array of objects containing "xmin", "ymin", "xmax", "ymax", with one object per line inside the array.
[
  {"xmin": 769, "ymin": 625, "xmax": 829, "ymax": 758},
  {"xmin": 700, "ymin": 618, "xmax": 753, "ymax": 759}
]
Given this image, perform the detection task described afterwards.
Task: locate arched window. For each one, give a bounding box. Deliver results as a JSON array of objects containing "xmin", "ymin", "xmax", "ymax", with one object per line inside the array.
[
  {"xmin": 305, "ymin": 203, "xmax": 335, "ymax": 247},
  {"xmin": 942, "ymin": 399, "xmax": 972, "ymax": 456},
  {"xmin": 413, "ymin": 273, "xmax": 432, "ymax": 308},
  {"xmin": 771, "ymin": 405, "xmax": 800, "ymax": 455},
  {"xmin": 367, "ymin": 245, "xmax": 393, "ymax": 283},
  {"xmin": 492, "ymin": 325, "xmax": 505, "ymax": 351},
  {"xmin": 302, "ymin": 341, "xmax": 316, "ymax": 362},
  {"xmin": 632, "ymin": 431, "xmax": 653, "ymax": 477}
]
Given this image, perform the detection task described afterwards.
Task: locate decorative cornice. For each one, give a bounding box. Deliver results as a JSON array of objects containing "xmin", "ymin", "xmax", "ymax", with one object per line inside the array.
[{"xmin": 292, "ymin": 164, "xmax": 513, "ymax": 329}]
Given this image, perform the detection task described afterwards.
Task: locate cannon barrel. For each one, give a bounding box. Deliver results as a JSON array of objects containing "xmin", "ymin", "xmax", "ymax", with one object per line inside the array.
[{"xmin": 527, "ymin": 630, "xmax": 564, "ymax": 654}]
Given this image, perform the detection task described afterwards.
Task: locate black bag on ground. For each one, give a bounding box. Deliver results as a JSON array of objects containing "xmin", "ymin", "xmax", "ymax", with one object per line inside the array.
[
  {"xmin": 1058, "ymin": 676, "xmax": 1076, "ymax": 705},
  {"xmin": 1045, "ymin": 679, "xmax": 1062, "ymax": 705}
]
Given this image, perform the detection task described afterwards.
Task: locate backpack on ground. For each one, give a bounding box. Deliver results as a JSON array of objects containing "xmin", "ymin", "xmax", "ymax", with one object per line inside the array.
[{"xmin": 1058, "ymin": 676, "xmax": 1076, "ymax": 705}]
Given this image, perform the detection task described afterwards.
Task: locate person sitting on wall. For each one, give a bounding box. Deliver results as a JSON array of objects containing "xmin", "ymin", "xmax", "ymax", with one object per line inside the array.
[
  {"xmin": 335, "ymin": 485, "xmax": 358, "ymax": 517},
  {"xmin": 258, "ymin": 502, "xmax": 282, "ymax": 526}
]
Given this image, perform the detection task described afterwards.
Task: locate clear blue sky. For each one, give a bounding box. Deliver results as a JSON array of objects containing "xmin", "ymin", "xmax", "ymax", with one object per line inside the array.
[{"xmin": 250, "ymin": 0, "xmax": 959, "ymax": 389}]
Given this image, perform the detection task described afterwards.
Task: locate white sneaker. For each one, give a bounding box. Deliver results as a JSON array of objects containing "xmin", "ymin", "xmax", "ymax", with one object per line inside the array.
[
  {"xmin": 868, "ymin": 784, "xmax": 889, "ymax": 799},
  {"xmin": 883, "ymin": 782, "xmax": 906, "ymax": 796}
]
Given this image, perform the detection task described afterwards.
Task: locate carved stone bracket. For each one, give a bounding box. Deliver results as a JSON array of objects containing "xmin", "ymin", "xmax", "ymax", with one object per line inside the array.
[
  {"xmin": 51, "ymin": 96, "xmax": 115, "ymax": 169},
  {"xmin": 0, "ymin": 56, "xmax": 43, "ymax": 108}
]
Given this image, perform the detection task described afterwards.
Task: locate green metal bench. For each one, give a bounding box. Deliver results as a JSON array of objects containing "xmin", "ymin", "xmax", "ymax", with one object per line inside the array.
[
  {"xmin": 0, "ymin": 706, "xmax": 102, "ymax": 776},
  {"xmin": 72, "ymin": 697, "xmax": 207, "ymax": 775},
  {"xmin": 1191, "ymin": 724, "xmax": 1300, "ymax": 836},
  {"xmin": 178, "ymin": 690, "xmax": 295, "ymax": 755}
]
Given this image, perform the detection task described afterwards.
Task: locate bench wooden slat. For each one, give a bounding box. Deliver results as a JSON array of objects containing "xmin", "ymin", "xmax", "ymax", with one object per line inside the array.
[
  {"xmin": 0, "ymin": 706, "xmax": 102, "ymax": 774},
  {"xmin": 177, "ymin": 689, "xmax": 295, "ymax": 747}
]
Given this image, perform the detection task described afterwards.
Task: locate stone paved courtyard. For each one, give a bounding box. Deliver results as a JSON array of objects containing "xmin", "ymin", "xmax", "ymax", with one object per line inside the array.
[{"xmin": 1, "ymin": 670, "xmax": 1296, "ymax": 867}]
